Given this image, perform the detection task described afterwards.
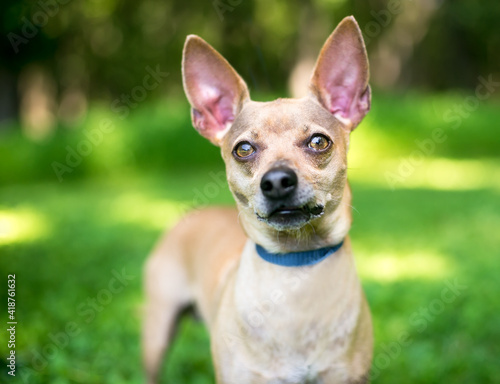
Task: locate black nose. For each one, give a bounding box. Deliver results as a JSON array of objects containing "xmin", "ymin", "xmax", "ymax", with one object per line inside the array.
[{"xmin": 260, "ymin": 167, "xmax": 298, "ymax": 199}]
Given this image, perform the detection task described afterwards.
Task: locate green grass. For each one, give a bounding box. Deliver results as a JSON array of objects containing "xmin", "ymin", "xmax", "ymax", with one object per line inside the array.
[{"xmin": 1, "ymin": 91, "xmax": 499, "ymax": 383}]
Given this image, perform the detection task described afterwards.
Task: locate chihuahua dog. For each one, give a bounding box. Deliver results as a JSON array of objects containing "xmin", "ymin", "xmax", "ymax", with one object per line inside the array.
[{"xmin": 143, "ymin": 16, "xmax": 373, "ymax": 384}]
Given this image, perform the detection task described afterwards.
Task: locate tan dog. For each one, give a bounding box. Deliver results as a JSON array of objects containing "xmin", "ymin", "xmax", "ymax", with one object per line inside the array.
[{"xmin": 143, "ymin": 16, "xmax": 373, "ymax": 384}]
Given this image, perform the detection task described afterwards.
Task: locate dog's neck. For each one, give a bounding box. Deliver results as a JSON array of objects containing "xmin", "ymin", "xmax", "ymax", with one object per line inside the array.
[{"xmin": 238, "ymin": 182, "xmax": 352, "ymax": 254}]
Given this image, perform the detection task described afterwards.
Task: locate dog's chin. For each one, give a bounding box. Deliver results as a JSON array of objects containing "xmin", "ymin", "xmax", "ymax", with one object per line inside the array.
[{"xmin": 257, "ymin": 205, "xmax": 324, "ymax": 230}]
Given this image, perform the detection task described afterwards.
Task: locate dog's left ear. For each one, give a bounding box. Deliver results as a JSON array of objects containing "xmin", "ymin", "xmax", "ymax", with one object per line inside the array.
[
  {"xmin": 182, "ymin": 35, "xmax": 250, "ymax": 146},
  {"xmin": 310, "ymin": 16, "xmax": 371, "ymax": 131}
]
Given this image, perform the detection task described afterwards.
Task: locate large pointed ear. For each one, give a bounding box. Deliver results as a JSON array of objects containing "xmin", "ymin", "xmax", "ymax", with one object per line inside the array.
[
  {"xmin": 182, "ymin": 35, "xmax": 250, "ymax": 145},
  {"xmin": 309, "ymin": 16, "xmax": 371, "ymax": 131}
]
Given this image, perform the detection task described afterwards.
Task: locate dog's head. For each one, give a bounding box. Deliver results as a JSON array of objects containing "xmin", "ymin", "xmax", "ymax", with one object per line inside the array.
[{"xmin": 182, "ymin": 16, "xmax": 370, "ymax": 251}]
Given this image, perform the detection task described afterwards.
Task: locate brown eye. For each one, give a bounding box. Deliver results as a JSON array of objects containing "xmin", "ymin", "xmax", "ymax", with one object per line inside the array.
[
  {"xmin": 234, "ymin": 142, "xmax": 256, "ymax": 158},
  {"xmin": 308, "ymin": 134, "xmax": 331, "ymax": 151}
]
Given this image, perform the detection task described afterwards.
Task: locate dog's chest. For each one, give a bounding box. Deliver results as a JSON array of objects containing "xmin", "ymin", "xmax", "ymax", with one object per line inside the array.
[
  {"xmin": 215, "ymin": 253, "xmax": 361, "ymax": 382},
  {"xmin": 216, "ymin": 310, "xmax": 357, "ymax": 383},
  {"xmin": 237, "ymin": 302, "xmax": 357, "ymax": 379}
]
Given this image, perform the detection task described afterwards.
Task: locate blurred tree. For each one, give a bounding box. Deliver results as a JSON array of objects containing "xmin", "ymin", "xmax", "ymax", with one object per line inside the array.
[{"xmin": 412, "ymin": 0, "xmax": 500, "ymax": 89}]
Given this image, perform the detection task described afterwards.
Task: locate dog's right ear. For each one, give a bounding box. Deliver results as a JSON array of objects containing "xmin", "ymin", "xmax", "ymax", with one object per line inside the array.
[{"xmin": 182, "ymin": 35, "xmax": 250, "ymax": 146}]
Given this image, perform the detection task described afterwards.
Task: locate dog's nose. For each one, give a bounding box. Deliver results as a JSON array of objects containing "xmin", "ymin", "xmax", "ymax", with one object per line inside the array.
[{"xmin": 260, "ymin": 167, "xmax": 298, "ymax": 199}]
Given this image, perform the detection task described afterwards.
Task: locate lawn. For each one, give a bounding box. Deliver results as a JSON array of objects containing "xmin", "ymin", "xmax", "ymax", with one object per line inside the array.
[{"xmin": 1, "ymin": 91, "xmax": 499, "ymax": 383}]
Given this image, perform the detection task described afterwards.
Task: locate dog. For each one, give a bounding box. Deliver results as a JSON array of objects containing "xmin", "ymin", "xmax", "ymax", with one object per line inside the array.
[{"xmin": 143, "ymin": 16, "xmax": 373, "ymax": 384}]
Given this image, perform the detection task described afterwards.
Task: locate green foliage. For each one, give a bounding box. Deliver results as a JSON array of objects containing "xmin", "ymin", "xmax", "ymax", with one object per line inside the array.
[
  {"xmin": 0, "ymin": 92, "xmax": 499, "ymax": 382},
  {"xmin": 0, "ymin": 99, "xmax": 223, "ymax": 185}
]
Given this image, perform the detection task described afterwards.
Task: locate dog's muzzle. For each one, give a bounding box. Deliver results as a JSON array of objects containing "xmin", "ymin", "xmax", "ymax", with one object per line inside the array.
[{"xmin": 257, "ymin": 166, "xmax": 324, "ymax": 229}]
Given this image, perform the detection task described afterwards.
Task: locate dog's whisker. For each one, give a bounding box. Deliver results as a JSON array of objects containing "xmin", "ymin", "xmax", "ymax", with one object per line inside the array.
[
  {"xmin": 306, "ymin": 222, "xmax": 317, "ymax": 240},
  {"xmin": 348, "ymin": 204, "xmax": 360, "ymax": 215}
]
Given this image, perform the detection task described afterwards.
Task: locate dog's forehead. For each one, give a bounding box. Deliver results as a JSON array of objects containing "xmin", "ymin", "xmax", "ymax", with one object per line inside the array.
[{"xmin": 226, "ymin": 98, "xmax": 342, "ymax": 144}]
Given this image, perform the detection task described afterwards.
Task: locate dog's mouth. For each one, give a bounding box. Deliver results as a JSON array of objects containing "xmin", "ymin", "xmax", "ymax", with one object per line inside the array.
[{"xmin": 257, "ymin": 204, "xmax": 324, "ymax": 229}]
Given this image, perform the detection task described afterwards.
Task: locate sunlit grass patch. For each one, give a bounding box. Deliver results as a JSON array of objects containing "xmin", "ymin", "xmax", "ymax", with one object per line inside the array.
[
  {"xmin": 0, "ymin": 208, "xmax": 51, "ymax": 245},
  {"xmin": 349, "ymin": 157, "xmax": 500, "ymax": 191},
  {"xmin": 357, "ymin": 250, "xmax": 451, "ymax": 282},
  {"xmin": 110, "ymin": 192, "xmax": 190, "ymax": 230}
]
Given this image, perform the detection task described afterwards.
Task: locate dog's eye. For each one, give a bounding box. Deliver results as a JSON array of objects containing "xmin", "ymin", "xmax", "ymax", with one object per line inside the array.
[
  {"xmin": 234, "ymin": 142, "xmax": 256, "ymax": 158},
  {"xmin": 308, "ymin": 134, "xmax": 331, "ymax": 151}
]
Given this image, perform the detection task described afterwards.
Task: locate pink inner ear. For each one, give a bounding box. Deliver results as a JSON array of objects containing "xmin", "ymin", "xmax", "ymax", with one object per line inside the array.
[
  {"xmin": 191, "ymin": 84, "xmax": 236, "ymax": 134},
  {"xmin": 312, "ymin": 45, "xmax": 370, "ymax": 128},
  {"xmin": 182, "ymin": 36, "xmax": 250, "ymax": 143},
  {"xmin": 315, "ymin": 65, "xmax": 370, "ymax": 129},
  {"xmin": 328, "ymin": 86, "xmax": 353, "ymax": 117},
  {"xmin": 327, "ymin": 86, "xmax": 370, "ymax": 128},
  {"xmin": 310, "ymin": 17, "xmax": 370, "ymax": 129},
  {"xmin": 321, "ymin": 62, "xmax": 368, "ymax": 124}
]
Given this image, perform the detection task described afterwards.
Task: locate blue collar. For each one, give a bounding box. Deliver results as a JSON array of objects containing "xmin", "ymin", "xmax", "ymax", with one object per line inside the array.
[{"xmin": 255, "ymin": 240, "xmax": 344, "ymax": 267}]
